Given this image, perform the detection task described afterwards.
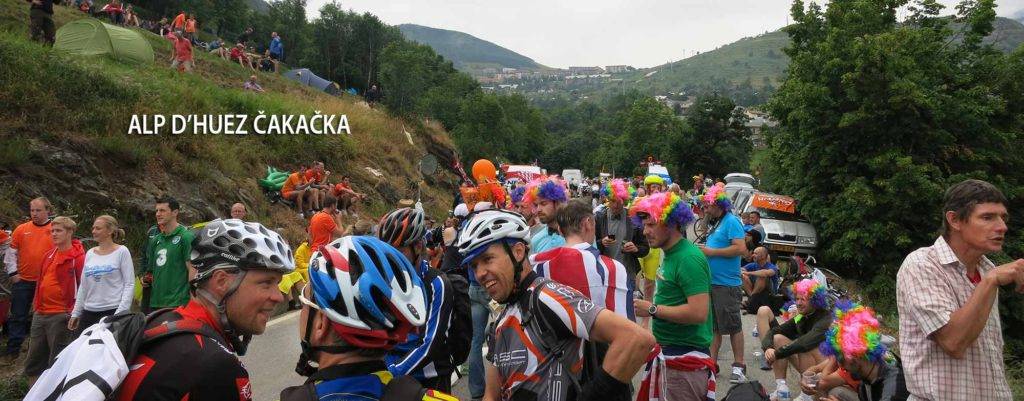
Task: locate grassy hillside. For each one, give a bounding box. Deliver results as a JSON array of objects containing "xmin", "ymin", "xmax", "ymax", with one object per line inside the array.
[
  {"xmin": 398, "ymin": 23, "xmax": 546, "ymax": 74},
  {"xmin": 0, "ymin": 4, "xmax": 458, "ymax": 250},
  {"xmin": 618, "ymin": 16, "xmax": 1024, "ymax": 95}
]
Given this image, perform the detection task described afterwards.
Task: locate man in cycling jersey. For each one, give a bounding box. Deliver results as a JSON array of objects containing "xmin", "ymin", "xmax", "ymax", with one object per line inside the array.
[
  {"xmin": 457, "ymin": 210, "xmax": 654, "ymax": 401},
  {"xmin": 283, "ymin": 236, "xmax": 456, "ymax": 401},
  {"xmin": 377, "ymin": 208, "xmax": 458, "ymax": 392},
  {"xmin": 115, "ymin": 219, "xmax": 295, "ymax": 401}
]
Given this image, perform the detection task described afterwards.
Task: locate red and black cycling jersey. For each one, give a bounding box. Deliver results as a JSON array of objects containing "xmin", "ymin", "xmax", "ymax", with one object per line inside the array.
[{"xmin": 114, "ymin": 300, "xmax": 253, "ymax": 401}]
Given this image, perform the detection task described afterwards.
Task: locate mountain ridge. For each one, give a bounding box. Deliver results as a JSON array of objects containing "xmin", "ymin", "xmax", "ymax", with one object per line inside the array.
[{"xmin": 398, "ymin": 23, "xmax": 546, "ymax": 75}]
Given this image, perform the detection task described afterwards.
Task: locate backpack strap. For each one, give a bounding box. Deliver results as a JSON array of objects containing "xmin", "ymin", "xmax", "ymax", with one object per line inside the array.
[
  {"xmin": 520, "ymin": 277, "xmax": 585, "ymax": 393},
  {"xmin": 141, "ymin": 308, "xmax": 227, "ymax": 347},
  {"xmin": 380, "ymin": 375, "xmax": 426, "ymax": 401}
]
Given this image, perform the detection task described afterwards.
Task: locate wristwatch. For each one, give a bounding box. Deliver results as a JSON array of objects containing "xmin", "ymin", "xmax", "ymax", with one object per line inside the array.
[{"xmin": 648, "ymin": 304, "xmax": 658, "ymax": 317}]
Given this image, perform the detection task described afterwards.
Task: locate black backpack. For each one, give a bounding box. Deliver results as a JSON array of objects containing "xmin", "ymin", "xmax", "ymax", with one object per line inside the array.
[
  {"xmin": 723, "ymin": 381, "xmax": 771, "ymax": 401},
  {"xmin": 423, "ymin": 266, "xmax": 472, "ymax": 366}
]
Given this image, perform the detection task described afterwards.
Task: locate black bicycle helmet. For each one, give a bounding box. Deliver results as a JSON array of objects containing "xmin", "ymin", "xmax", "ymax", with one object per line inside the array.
[{"xmin": 377, "ymin": 207, "xmax": 427, "ymax": 248}]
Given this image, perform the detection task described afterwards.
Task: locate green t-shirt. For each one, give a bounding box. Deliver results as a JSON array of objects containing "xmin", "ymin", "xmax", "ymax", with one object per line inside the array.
[
  {"xmin": 145, "ymin": 224, "xmax": 194, "ymax": 308},
  {"xmin": 652, "ymin": 238, "xmax": 713, "ymax": 349}
]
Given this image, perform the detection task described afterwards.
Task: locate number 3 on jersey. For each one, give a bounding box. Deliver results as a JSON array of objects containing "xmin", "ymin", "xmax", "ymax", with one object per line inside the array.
[{"xmin": 156, "ymin": 248, "xmax": 168, "ymax": 267}]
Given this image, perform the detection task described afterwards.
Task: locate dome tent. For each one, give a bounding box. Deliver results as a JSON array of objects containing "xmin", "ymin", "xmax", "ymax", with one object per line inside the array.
[
  {"xmin": 54, "ymin": 19, "xmax": 154, "ymax": 64},
  {"xmin": 283, "ymin": 68, "xmax": 341, "ymax": 96}
]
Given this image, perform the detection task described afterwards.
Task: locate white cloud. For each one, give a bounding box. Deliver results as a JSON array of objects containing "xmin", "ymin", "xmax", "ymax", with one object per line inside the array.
[{"xmin": 303, "ymin": 0, "xmax": 1024, "ymax": 68}]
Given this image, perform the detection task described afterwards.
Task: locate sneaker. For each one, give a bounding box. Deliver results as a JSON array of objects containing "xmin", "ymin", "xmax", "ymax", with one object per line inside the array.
[{"xmin": 729, "ymin": 363, "xmax": 747, "ymax": 383}]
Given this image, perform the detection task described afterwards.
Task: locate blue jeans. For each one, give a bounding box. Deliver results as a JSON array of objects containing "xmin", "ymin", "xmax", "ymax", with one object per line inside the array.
[
  {"xmin": 6, "ymin": 280, "xmax": 35, "ymax": 353},
  {"xmin": 468, "ymin": 283, "xmax": 491, "ymax": 398}
]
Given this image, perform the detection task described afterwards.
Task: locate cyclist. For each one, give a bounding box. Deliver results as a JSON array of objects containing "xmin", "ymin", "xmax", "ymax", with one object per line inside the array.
[
  {"xmin": 283, "ymin": 235, "xmax": 456, "ymax": 401},
  {"xmin": 457, "ymin": 210, "xmax": 654, "ymax": 401},
  {"xmin": 115, "ymin": 219, "xmax": 295, "ymax": 400},
  {"xmin": 377, "ymin": 208, "xmax": 460, "ymax": 392}
]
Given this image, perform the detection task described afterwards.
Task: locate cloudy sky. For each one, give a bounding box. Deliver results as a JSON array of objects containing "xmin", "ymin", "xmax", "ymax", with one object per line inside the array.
[{"xmin": 304, "ymin": 0, "xmax": 1024, "ymax": 68}]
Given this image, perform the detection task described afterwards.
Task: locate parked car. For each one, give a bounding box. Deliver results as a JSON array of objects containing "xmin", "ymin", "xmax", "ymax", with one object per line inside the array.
[
  {"xmin": 723, "ymin": 172, "xmax": 757, "ymax": 198},
  {"xmin": 739, "ymin": 192, "xmax": 818, "ymax": 260}
]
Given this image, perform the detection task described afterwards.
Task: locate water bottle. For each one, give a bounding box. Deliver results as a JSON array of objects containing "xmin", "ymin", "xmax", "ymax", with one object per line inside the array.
[
  {"xmin": 753, "ymin": 351, "xmax": 764, "ymax": 366},
  {"xmin": 778, "ymin": 388, "xmax": 791, "ymax": 401}
]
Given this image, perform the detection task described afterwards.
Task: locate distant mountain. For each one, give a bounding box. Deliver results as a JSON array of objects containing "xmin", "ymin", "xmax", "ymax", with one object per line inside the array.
[
  {"xmin": 626, "ymin": 16, "xmax": 1024, "ymax": 94},
  {"xmin": 1013, "ymin": 9, "xmax": 1024, "ymax": 24},
  {"xmin": 398, "ymin": 24, "xmax": 546, "ymax": 75}
]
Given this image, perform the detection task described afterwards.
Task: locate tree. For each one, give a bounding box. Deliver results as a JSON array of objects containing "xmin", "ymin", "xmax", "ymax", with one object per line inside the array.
[
  {"xmin": 669, "ymin": 94, "xmax": 751, "ymax": 177},
  {"xmin": 763, "ymin": 0, "xmax": 1024, "ymax": 352}
]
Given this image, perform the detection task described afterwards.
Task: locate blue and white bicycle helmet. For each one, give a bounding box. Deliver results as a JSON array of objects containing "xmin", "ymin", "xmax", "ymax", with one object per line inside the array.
[{"xmin": 304, "ymin": 235, "xmax": 426, "ymax": 349}]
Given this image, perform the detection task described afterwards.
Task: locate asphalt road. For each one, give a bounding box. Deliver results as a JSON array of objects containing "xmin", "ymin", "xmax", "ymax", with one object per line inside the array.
[{"xmin": 245, "ymin": 309, "xmax": 797, "ymax": 401}]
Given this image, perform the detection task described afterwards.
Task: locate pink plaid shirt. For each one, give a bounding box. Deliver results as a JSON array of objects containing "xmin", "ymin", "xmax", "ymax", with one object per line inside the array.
[{"xmin": 896, "ymin": 236, "xmax": 1011, "ymax": 401}]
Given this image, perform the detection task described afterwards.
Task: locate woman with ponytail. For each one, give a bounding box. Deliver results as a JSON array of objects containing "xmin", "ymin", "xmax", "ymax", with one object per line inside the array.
[{"xmin": 68, "ymin": 215, "xmax": 135, "ymax": 336}]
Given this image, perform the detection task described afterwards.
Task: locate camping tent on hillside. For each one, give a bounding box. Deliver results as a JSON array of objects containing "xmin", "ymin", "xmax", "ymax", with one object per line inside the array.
[
  {"xmin": 54, "ymin": 19, "xmax": 154, "ymax": 64},
  {"xmin": 284, "ymin": 68, "xmax": 341, "ymax": 96}
]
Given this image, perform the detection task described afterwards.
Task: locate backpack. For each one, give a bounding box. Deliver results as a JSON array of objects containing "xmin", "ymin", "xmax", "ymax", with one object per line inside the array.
[
  {"xmin": 722, "ymin": 380, "xmax": 771, "ymax": 401},
  {"xmin": 24, "ymin": 310, "xmax": 225, "ymax": 401},
  {"xmin": 423, "ymin": 266, "xmax": 471, "ymax": 366},
  {"xmin": 279, "ymin": 370, "xmax": 458, "ymax": 401}
]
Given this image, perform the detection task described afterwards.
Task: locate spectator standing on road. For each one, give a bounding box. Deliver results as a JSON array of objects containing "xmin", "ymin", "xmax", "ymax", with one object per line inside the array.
[
  {"xmin": 523, "ymin": 176, "xmax": 569, "ymax": 255},
  {"xmin": 594, "ymin": 179, "xmax": 649, "ymax": 289},
  {"xmin": 699, "ymin": 183, "xmax": 749, "ymax": 383},
  {"xmin": 140, "ymin": 196, "xmax": 194, "ymax": 313},
  {"xmin": 749, "ymin": 211, "xmax": 766, "ymax": 246},
  {"xmin": 3, "ymin": 197, "xmax": 54, "ymax": 361},
  {"xmin": 24, "ymin": 216, "xmax": 84, "ymax": 386},
  {"xmin": 68, "ymin": 215, "xmax": 134, "ymax": 337},
  {"xmin": 896, "ymin": 179, "xmax": 1018, "ymax": 401},
  {"xmin": 629, "ymin": 192, "xmax": 716, "ymax": 401}
]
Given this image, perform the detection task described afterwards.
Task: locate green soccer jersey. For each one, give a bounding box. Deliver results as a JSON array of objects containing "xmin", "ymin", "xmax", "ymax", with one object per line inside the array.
[
  {"xmin": 145, "ymin": 224, "xmax": 194, "ymax": 308},
  {"xmin": 652, "ymin": 238, "xmax": 714, "ymax": 349}
]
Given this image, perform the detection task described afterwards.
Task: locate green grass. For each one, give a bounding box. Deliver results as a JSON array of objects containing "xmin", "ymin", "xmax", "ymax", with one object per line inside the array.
[
  {"xmin": 0, "ymin": 2, "xmax": 456, "ymax": 248},
  {"xmin": 1009, "ymin": 361, "xmax": 1024, "ymax": 400}
]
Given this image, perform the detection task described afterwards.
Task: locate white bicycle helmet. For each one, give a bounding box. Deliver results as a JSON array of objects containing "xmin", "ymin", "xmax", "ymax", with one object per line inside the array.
[
  {"xmin": 456, "ymin": 209, "xmax": 530, "ymax": 266},
  {"xmin": 305, "ymin": 235, "xmax": 426, "ymax": 349}
]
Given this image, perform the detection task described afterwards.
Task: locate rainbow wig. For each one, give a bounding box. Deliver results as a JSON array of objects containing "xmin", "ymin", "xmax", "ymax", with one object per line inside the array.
[
  {"xmin": 791, "ymin": 279, "xmax": 830, "ymax": 310},
  {"xmin": 819, "ymin": 300, "xmax": 888, "ymax": 364},
  {"xmin": 601, "ymin": 179, "xmax": 636, "ymax": 203},
  {"xmin": 628, "ymin": 192, "xmax": 695, "ymax": 228},
  {"xmin": 510, "ymin": 186, "xmax": 527, "ymax": 205},
  {"xmin": 522, "ymin": 176, "xmax": 569, "ymax": 205},
  {"xmin": 702, "ymin": 183, "xmax": 732, "ymax": 212}
]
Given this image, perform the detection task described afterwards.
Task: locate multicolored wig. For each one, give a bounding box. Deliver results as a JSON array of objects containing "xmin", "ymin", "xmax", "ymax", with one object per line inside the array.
[
  {"xmin": 791, "ymin": 279, "xmax": 830, "ymax": 310},
  {"xmin": 601, "ymin": 179, "xmax": 636, "ymax": 203},
  {"xmin": 522, "ymin": 176, "xmax": 569, "ymax": 205},
  {"xmin": 819, "ymin": 300, "xmax": 888, "ymax": 364},
  {"xmin": 510, "ymin": 186, "xmax": 527, "ymax": 205},
  {"xmin": 701, "ymin": 183, "xmax": 732, "ymax": 212},
  {"xmin": 628, "ymin": 192, "xmax": 695, "ymax": 228}
]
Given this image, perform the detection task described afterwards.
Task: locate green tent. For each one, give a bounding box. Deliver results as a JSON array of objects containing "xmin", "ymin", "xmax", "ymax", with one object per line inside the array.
[{"xmin": 55, "ymin": 19, "xmax": 154, "ymax": 63}]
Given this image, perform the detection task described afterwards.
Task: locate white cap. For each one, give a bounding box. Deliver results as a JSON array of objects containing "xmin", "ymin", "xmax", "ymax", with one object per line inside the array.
[{"xmin": 454, "ymin": 203, "xmax": 469, "ymax": 217}]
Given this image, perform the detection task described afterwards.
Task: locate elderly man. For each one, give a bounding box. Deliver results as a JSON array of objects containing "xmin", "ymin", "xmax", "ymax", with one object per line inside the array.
[
  {"xmin": 896, "ymin": 179, "xmax": 1022, "ymax": 401},
  {"xmin": 230, "ymin": 202, "xmax": 247, "ymax": 220},
  {"xmin": 742, "ymin": 246, "xmax": 782, "ymax": 314}
]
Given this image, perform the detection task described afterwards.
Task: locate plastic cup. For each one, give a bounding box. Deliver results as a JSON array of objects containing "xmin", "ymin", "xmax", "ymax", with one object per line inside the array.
[{"xmin": 802, "ymin": 371, "xmax": 820, "ymax": 389}]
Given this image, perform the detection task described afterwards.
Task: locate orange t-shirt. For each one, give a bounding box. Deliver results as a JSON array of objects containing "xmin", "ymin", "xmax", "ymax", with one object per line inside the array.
[
  {"xmin": 308, "ymin": 211, "xmax": 337, "ymax": 250},
  {"xmin": 185, "ymin": 19, "xmax": 196, "ymax": 33},
  {"xmin": 10, "ymin": 221, "xmax": 53, "ymax": 281},
  {"xmin": 172, "ymin": 13, "xmax": 186, "ymax": 28},
  {"xmin": 281, "ymin": 172, "xmax": 306, "ymax": 194},
  {"xmin": 304, "ymin": 170, "xmax": 324, "ymax": 184},
  {"xmin": 37, "ymin": 248, "xmax": 69, "ymax": 314}
]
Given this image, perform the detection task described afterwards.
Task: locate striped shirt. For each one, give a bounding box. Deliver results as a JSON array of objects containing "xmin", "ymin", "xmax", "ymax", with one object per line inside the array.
[
  {"xmin": 532, "ymin": 242, "xmax": 636, "ymax": 321},
  {"xmin": 896, "ymin": 236, "xmax": 1011, "ymax": 401}
]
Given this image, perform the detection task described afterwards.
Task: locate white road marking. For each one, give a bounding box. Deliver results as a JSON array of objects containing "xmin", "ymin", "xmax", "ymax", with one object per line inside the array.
[{"xmin": 267, "ymin": 310, "xmax": 299, "ymax": 327}]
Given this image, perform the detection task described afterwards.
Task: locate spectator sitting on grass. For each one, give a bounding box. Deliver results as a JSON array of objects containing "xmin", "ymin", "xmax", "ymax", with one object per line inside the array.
[
  {"xmin": 124, "ymin": 4, "xmax": 138, "ymax": 26},
  {"xmin": 229, "ymin": 43, "xmax": 255, "ymax": 72},
  {"xmin": 77, "ymin": 0, "xmax": 91, "ymax": 13},
  {"xmin": 207, "ymin": 38, "xmax": 228, "ymax": 59},
  {"xmin": 258, "ymin": 50, "xmax": 275, "ymax": 72},
  {"xmin": 243, "ymin": 75, "xmax": 264, "ymax": 93}
]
